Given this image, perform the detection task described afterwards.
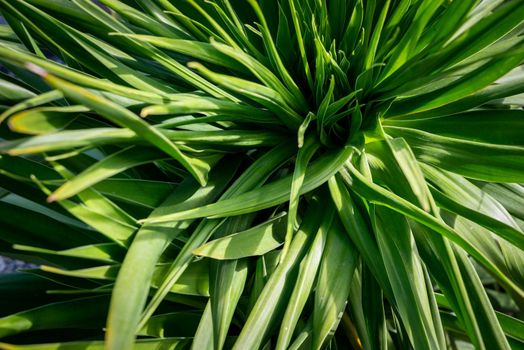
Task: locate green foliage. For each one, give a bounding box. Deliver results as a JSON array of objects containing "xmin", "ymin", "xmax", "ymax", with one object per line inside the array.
[{"xmin": 0, "ymin": 0, "xmax": 523, "ymax": 349}]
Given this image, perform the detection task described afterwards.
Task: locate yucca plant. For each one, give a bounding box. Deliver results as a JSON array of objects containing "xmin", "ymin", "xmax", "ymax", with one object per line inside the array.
[{"xmin": 0, "ymin": 0, "xmax": 523, "ymax": 349}]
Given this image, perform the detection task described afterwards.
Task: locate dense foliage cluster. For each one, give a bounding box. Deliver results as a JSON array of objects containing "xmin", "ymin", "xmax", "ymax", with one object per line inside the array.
[{"xmin": 0, "ymin": 0, "xmax": 523, "ymax": 349}]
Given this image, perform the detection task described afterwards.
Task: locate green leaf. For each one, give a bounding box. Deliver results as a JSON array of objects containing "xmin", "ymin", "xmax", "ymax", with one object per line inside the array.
[
  {"xmin": 312, "ymin": 217, "xmax": 358, "ymax": 350},
  {"xmin": 138, "ymin": 144, "xmax": 295, "ymax": 332},
  {"xmin": 193, "ymin": 213, "xmax": 286, "ymax": 260},
  {"xmin": 142, "ymin": 147, "xmax": 353, "ymax": 223},
  {"xmin": 106, "ymin": 159, "xmax": 239, "ymax": 350},
  {"xmin": 363, "ymin": 0, "xmax": 389, "ymax": 70},
  {"xmin": 49, "ymin": 147, "xmax": 168, "ymax": 201},
  {"xmin": 378, "ymin": 0, "xmax": 524, "ymax": 94},
  {"xmin": 341, "ymin": 162, "xmax": 524, "ymax": 298},
  {"xmin": 422, "ymin": 165, "xmax": 524, "ymax": 288},
  {"xmin": 0, "ymin": 1, "xmax": 523, "ymax": 349},
  {"xmin": 0, "ymin": 295, "xmax": 109, "ymax": 338},
  {"xmin": 388, "ymin": 47, "xmax": 524, "ymax": 116},
  {"xmin": 110, "ymin": 33, "xmax": 239, "ymax": 70},
  {"xmin": 478, "ymin": 183, "xmax": 524, "ymax": 221},
  {"xmin": 13, "ymin": 243, "xmax": 123, "ymax": 264},
  {"xmin": 232, "ymin": 197, "xmax": 326, "ymax": 350},
  {"xmin": 140, "ymin": 93, "xmax": 278, "ymax": 125},
  {"xmin": 71, "ymin": 0, "xmax": 234, "ymax": 100},
  {"xmin": 8, "ymin": 106, "xmax": 86, "ymax": 135},
  {"xmin": 282, "ymin": 136, "xmax": 320, "ymax": 257},
  {"xmin": 191, "ymin": 303, "xmax": 214, "ymax": 350},
  {"xmin": 364, "ymin": 136, "xmax": 510, "ymax": 349},
  {"xmin": 40, "ymin": 259, "xmax": 210, "ymax": 296},
  {"xmin": 0, "ymin": 338, "xmax": 190, "ymax": 350},
  {"xmin": 30, "ymin": 176, "xmax": 137, "ymax": 247},
  {"xmin": 412, "ymin": 221, "xmax": 512, "ymax": 350},
  {"xmin": 328, "ymin": 175, "xmax": 392, "ymax": 298},
  {"xmin": 275, "ymin": 209, "xmax": 328, "ymax": 350},
  {"xmin": 138, "ymin": 311, "xmax": 202, "ymax": 337},
  {"xmin": 209, "ymin": 241, "xmax": 249, "ymax": 349},
  {"xmin": 348, "ymin": 266, "xmax": 387, "ymax": 350},
  {"xmin": 0, "ymin": 128, "xmax": 282, "ymax": 155},
  {"xmin": 384, "ymin": 109, "xmax": 524, "ymax": 146},
  {"xmin": 429, "ymin": 182, "xmax": 524, "ymax": 254},
  {"xmin": 373, "ymin": 207, "xmax": 443, "ymax": 350},
  {"xmin": 0, "ymin": 89, "xmax": 63, "ymax": 124},
  {"xmin": 99, "ymin": 0, "xmax": 185, "ymax": 39},
  {"xmin": 211, "ymin": 40, "xmax": 306, "ymax": 113},
  {"xmin": 386, "ymin": 126, "xmax": 524, "ymax": 183},
  {"xmin": 0, "ymin": 46, "xmax": 163, "ymax": 104},
  {"xmin": 35, "ymin": 72, "xmax": 209, "ymax": 186},
  {"xmin": 187, "ymin": 62, "xmax": 302, "ymax": 130},
  {"xmin": 247, "ymin": 0, "xmax": 306, "ymax": 111},
  {"xmin": 380, "ymin": 0, "xmax": 443, "ymax": 80},
  {"xmin": 366, "ymin": 137, "xmax": 433, "ymax": 211},
  {"xmin": 0, "ymin": 77, "xmax": 36, "ymax": 103},
  {"xmin": 93, "ymin": 178, "xmax": 176, "ymax": 208}
]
